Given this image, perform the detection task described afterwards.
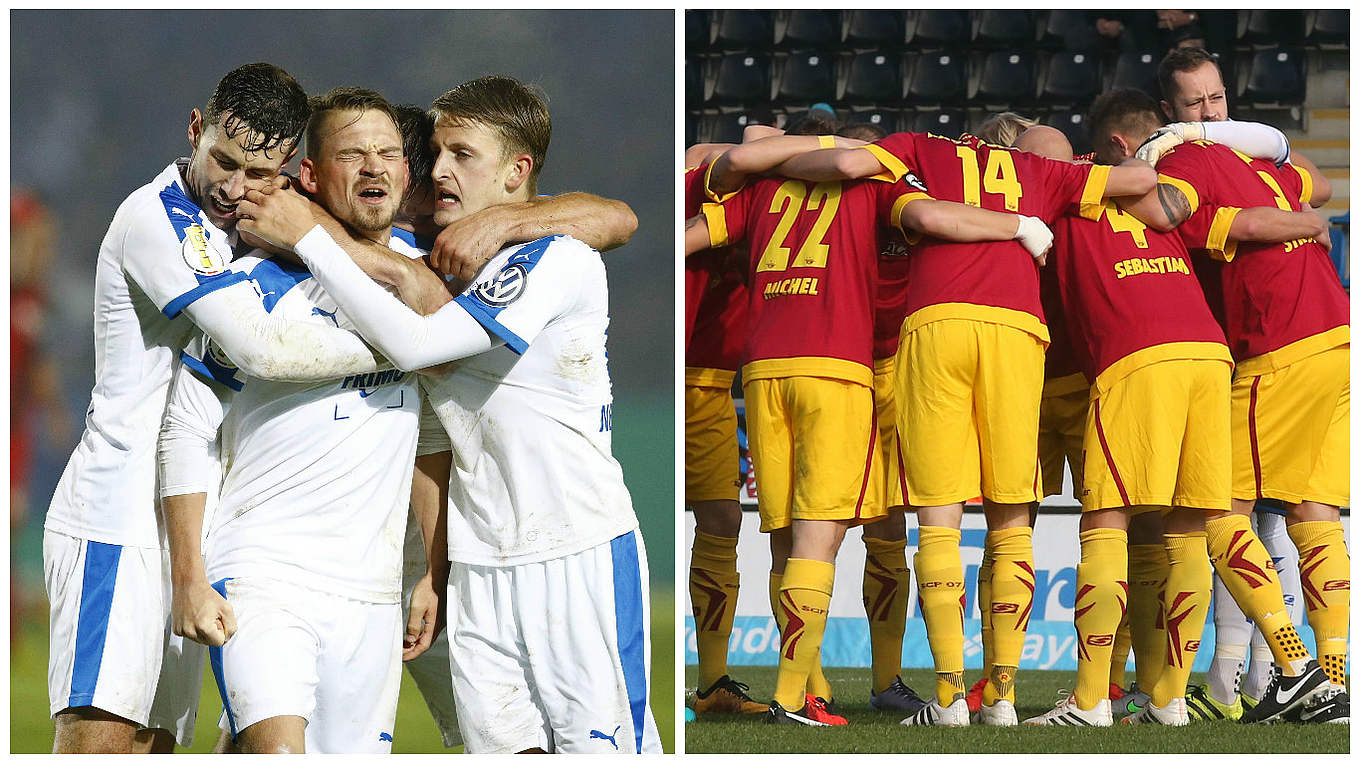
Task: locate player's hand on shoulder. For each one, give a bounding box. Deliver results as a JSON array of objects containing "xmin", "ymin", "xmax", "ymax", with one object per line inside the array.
[
  {"xmin": 430, "ymin": 205, "xmax": 510, "ymax": 280},
  {"xmin": 172, "ymin": 578, "xmax": 238, "ymax": 648},
  {"xmin": 236, "ymin": 185, "xmax": 317, "ymax": 251}
]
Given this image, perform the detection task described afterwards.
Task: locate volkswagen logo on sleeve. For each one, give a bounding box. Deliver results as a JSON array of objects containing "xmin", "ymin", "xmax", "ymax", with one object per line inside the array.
[{"xmin": 473, "ymin": 263, "xmax": 528, "ymax": 307}]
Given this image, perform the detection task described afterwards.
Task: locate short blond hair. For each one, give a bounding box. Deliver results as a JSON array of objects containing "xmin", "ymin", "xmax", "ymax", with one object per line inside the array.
[{"xmin": 975, "ymin": 111, "xmax": 1038, "ymax": 147}]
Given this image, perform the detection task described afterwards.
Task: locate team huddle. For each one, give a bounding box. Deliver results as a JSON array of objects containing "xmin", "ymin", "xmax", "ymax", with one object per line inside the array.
[
  {"xmin": 44, "ymin": 62, "xmax": 660, "ymax": 753},
  {"xmin": 684, "ymin": 46, "xmax": 1348, "ymax": 728}
]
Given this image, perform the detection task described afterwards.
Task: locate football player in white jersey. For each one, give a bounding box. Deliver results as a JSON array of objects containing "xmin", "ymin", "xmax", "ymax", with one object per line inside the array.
[
  {"xmin": 240, "ymin": 75, "xmax": 661, "ymax": 754},
  {"xmin": 41, "ymin": 63, "xmax": 398, "ymax": 754}
]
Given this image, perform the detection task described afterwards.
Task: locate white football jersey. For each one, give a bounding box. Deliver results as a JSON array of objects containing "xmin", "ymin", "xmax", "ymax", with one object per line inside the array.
[
  {"xmin": 47, "ymin": 161, "xmax": 247, "ymax": 549},
  {"xmin": 177, "ymin": 237, "xmax": 424, "ymax": 602},
  {"xmin": 421, "ymin": 235, "xmax": 639, "ymax": 566}
]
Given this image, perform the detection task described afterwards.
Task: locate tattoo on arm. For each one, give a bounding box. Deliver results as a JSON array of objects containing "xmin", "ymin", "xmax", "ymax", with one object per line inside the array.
[{"xmin": 1157, "ymin": 184, "xmax": 1192, "ymax": 227}]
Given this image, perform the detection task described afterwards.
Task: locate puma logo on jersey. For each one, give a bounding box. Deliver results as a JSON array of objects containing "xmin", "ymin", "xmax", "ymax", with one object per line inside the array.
[
  {"xmin": 589, "ymin": 726, "xmax": 620, "ymax": 750},
  {"xmin": 378, "ymin": 732, "xmax": 393, "ymax": 742},
  {"xmin": 312, "ymin": 306, "xmax": 339, "ymax": 327}
]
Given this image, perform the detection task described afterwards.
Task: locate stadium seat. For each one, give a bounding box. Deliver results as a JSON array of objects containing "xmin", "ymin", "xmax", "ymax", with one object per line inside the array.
[
  {"xmin": 709, "ymin": 53, "xmax": 772, "ymax": 105},
  {"xmin": 911, "ymin": 109, "xmax": 967, "ymax": 139},
  {"xmin": 846, "ymin": 108, "xmax": 902, "ymax": 135},
  {"xmin": 686, "ymin": 58, "xmax": 704, "ymax": 108},
  {"xmin": 780, "ymin": 10, "xmax": 841, "ymax": 48},
  {"xmin": 686, "ymin": 11, "xmax": 711, "ymax": 51},
  {"xmin": 1241, "ymin": 48, "xmax": 1306, "ymax": 104},
  {"xmin": 845, "ymin": 10, "xmax": 907, "ymax": 48},
  {"xmin": 975, "ymin": 10, "xmax": 1037, "ymax": 48},
  {"xmin": 844, "ymin": 52, "xmax": 903, "ymax": 103},
  {"xmin": 976, "ymin": 50, "xmax": 1037, "ymax": 105},
  {"xmin": 1038, "ymin": 10, "xmax": 1089, "ymax": 49},
  {"xmin": 775, "ymin": 51, "xmax": 836, "ymax": 104},
  {"xmin": 1240, "ymin": 10, "xmax": 1305, "ymax": 46},
  {"xmin": 910, "ymin": 10, "xmax": 970, "ymax": 47},
  {"xmin": 714, "ymin": 10, "xmax": 774, "ymax": 50},
  {"xmin": 1307, "ymin": 10, "xmax": 1349, "ymax": 46},
  {"xmin": 686, "ymin": 112, "xmax": 699, "ymax": 147},
  {"xmin": 1041, "ymin": 51, "xmax": 1101, "ymax": 104},
  {"xmin": 1111, "ymin": 51, "xmax": 1160, "ymax": 98},
  {"xmin": 906, "ymin": 51, "xmax": 968, "ymax": 105},
  {"xmin": 1045, "ymin": 109, "xmax": 1093, "ymax": 156}
]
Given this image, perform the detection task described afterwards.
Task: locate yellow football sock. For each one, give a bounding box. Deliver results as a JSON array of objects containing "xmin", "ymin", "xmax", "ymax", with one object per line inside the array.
[
  {"xmin": 915, "ymin": 525, "xmax": 966, "ymax": 705},
  {"xmin": 1152, "ymin": 532, "xmax": 1211, "ymax": 708},
  {"xmin": 1073, "ymin": 528, "xmax": 1128, "ymax": 710},
  {"xmin": 1110, "ymin": 615, "xmax": 1132, "ymax": 690},
  {"xmin": 690, "ymin": 531, "xmax": 740, "ymax": 689},
  {"xmin": 771, "ymin": 559, "xmax": 835, "ymax": 711},
  {"xmin": 862, "ymin": 536, "xmax": 910, "ymax": 694},
  {"xmin": 1289, "ymin": 520, "xmax": 1351, "ymax": 686},
  {"xmin": 770, "ymin": 571, "xmax": 833, "ymax": 701},
  {"xmin": 1128, "ymin": 543, "xmax": 1169, "ymax": 689},
  {"xmin": 982, "ymin": 527, "xmax": 1035, "ymax": 706},
  {"xmin": 977, "ymin": 543, "xmax": 995, "ymax": 682},
  {"xmin": 1206, "ymin": 513, "xmax": 1309, "ymax": 676}
]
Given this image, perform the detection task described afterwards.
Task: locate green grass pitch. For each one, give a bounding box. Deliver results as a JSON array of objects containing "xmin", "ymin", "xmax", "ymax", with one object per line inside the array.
[
  {"xmin": 9, "ymin": 592, "xmax": 674, "ymax": 753},
  {"xmin": 683, "ymin": 666, "xmax": 1348, "ymax": 754}
]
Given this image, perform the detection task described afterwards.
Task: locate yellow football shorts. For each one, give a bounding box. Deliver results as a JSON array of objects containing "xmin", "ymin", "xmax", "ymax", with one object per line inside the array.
[
  {"xmin": 874, "ymin": 357, "xmax": 906, "ymax": 510},
  {"xmin": 742, "ymin": 375, "xmax": 886, "ymax": 532},
  {"xmin": 684, "ymin": 382, "xmax": 741, "ymax": 503},
  {"xmin": 1038, "ymin": 383, "xmax": 1089, "ymax": 499},
  {"xmin": 1232, "ymin": 344, "xmax": 1349, "ymax": 506},
  {"xmin": 1083, "ymin": 358, "xmax": 1231, "ymax": 512},
  {"xmin": 897, "ymin": 319, "xmax": 1045, "ymax": 507}
]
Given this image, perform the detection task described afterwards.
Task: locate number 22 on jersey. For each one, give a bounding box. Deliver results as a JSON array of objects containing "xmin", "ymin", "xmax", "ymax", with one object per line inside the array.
[{"xmin": 756, "ymin": 180, "xmax": 842, "ymax": 272}]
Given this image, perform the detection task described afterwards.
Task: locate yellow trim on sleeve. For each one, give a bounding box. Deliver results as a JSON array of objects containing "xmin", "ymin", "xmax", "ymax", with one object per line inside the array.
[
  {"xmin": 889, "ymin": 192, "xmax": 933, "ymax": 234},
  {"xmin": 1205, "ymin": 206, "xmax": 1242, "ymax": 262},
  {"xmin": 1290, "ymin": 163, "xmax": 1314, "ymax": 206},
  {"xmin": 1078, "ymin": 164, "xmax": 1112, "ymax": 219},
  {"xmin": 1235, "ymin": 326, "xmax": 1350, "ymax": 378},
  {"xmin": 684, "ymin": 367, "xmax": 738, "ymax": 389},
  {"xmin": 703, "ymin": 162, "xmax": 741, "ymax": 204},
  {"xmin": 1157, "ymin": 175, "xmax": 1200, "ymax": 215},
  {"xmin": 701, "ymin": 202, "xmax": 730, "ymax": 248},
  {"xmin": 741, "ymin": 356, "xmax": 874, "ymax": 387},
  {"xmin": 818, "ymin": 135, "xmax": 837, "ymax": 148},
  {"xmin": 1078, "ymin": 197, "xmax": 1109, "ymax": 223},
  {"xmin": 862, "ymin": 144, "xmax": 908, "ymax": 183}
]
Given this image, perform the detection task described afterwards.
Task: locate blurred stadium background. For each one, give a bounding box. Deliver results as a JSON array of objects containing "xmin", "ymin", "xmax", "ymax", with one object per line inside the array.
[
  {"xmin": 684, "ymin": 8, "xmax": 1349, "ymax": 681},
  {"xmin": 11, "ymin": 10, "xmax": 674, "ymax": 753}
]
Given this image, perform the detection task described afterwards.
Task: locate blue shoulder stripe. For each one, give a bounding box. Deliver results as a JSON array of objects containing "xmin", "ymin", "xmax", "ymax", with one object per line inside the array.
[
  {"xmin": 451, "ymin": 235, "xmax": 559, "ymax": 355},
  {"xmin": 158, "ymin": 181, "xmax": 209, "ymax": 244},
  {"xmin": 179, "ymin": 350, "xmax": 244, "ymax": 392},
  {"xmin": 391, "ymin": 227, "xmax": 416, "ymax": 247},
  {"xmin": 248, "ymin": 258, "xmax": 312, "ymax": 314},
  {"xmin": 162, "ymin": 271, "xmax": 252, "ymax": 319}
]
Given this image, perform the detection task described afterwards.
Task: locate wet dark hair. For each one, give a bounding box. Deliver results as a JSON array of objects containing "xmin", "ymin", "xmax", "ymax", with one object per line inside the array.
[
  {"xmin": 1158, "ymin": 46, "xmax": 1221, "ymax": 101},
  {"xmin": 392, "ymin": 103, "xmax": 435, "ymax": 198},
  {"xmin": 305, "ymin": 87, "xmax": 400, "ymax": 160},
  {"xmin": 203, "ymin": 62, "xmax": 310, "ymax": 154}
]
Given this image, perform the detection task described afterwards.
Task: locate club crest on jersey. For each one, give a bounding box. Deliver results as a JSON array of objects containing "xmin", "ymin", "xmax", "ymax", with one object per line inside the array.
[
  {"xmin": 474, "ymin": 263, "xmax": 528, "ymax": 307},
  {"xmin": 207, "ymin": 340, "xmax": 238, "ymax": 370},
  {"xmin": 181, "ymin": 224, "xmax": 227, "ymax": 275},
  {"xmin": 902, "ymin": 171, "xmax": 929, "ymax": 193}
]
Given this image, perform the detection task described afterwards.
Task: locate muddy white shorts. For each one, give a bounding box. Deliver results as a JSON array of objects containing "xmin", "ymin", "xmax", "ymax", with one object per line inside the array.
[
  {"xmin": 209, "ymin": 576, "xmax": 402, "ymax": 753},
  {"xmin": 447, "ymin": 529, "xmax": 661, "ymax": 754}
]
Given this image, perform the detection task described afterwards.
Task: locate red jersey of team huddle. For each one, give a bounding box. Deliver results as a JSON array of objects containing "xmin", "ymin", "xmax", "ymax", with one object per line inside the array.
[
  {"xmin": 685, "ymin": 164, "xmax": 748, "ymax": 378},
  {"xmin": 862, "ymin": 132, "xmax": 1110, "ymax": 342},
  {"xmin": 1053, "ymin": 199, "xmax": 1230, "ymax": 393},
  {"xmin": 703, "ymin": 175, "xmax": 915, "ymax": 387},
  {"xmin": 874, "ymin": 238, "xmax": 911, "ymax": 361},
  {"xmin": 684, "ymin": 166, "xmax": 713, "ymax": 346},
  {"xmin": 1157, "ymin": 141, "xmax": 1349, "ymax": 374}
]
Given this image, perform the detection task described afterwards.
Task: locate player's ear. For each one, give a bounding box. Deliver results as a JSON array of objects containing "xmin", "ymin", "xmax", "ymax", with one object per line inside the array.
[
  {"xmin": 297, "ymin": 158, "xmax": 320, "ymax": 194},
  {"xmin": 504, "ymin": 154, "xmax": 533, "ymax": 193},
  {"xmin": 1110, "ymin": 134, "xmax": 1132, "ymax": 162},
  {"xmin": 188, "ymin": 109, "xmax": 204, "ymax": 150},
  {"xmin": 1159, "ymin": 99, "xmax": 1175, "ymax": 122}
]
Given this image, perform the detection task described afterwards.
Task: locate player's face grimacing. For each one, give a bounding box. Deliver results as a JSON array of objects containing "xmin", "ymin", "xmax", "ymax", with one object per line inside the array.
[
  {"xmin": 185, "ymin": 109, "xmax": 292, "ymax": 231},
  {"xmin": 303, "ymin": 109, "xmax": 409, "ymax": 237},
  {"xmin": 430, "ymin": 117, "xmax": 526, "ymax": 226},
  {"xmin": 1166, "ymin": 63, "xmax": 1228, "ymax": 122}
]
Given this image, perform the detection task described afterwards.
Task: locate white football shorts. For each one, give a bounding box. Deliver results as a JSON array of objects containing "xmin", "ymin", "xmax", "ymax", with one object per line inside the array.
[
  {"xmin": 209, "ymin": 576, "xmax": 402, "ymax": 753},
  {"xmin": 45, "ymin": 528, "xmax": 202, "ymax": 735},
  {"xmin": 448, "ymin": 529, "xmax": 661, "ymax": 754}
]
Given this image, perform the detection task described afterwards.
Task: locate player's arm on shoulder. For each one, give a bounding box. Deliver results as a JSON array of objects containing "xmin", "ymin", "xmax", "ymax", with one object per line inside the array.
[
  {"xmin": 1114, "ymin": 177, "xmax": 1194, "ymax": 233},
  {"xmin": 294, "ymin": 226, "xmax": 495, "ymax": 371},
  {"xmin": 1101, "ymin": 157, "xmax": 1158, "ymax": 199},
  {"xmin": 430, "ymin": 192, "xmax": 637, "ymax": 281},
  {"xmin": 1228, "ymin": 206, "xmax": 1329, "ymax": 247},
  {"xmin": 897, "ymin": 196, "xmax": 1053, "ymax": 262},
  {"xmin": 685, "ymin": 213, "xmax": 713, "ymax": 256},
  {"xmin": 709, "ymin": 135, "xmax": 866, "ymax": 197},
  {"xmin": 313, "ymin": 213, "xmax": 454, "ymax": 316},
  {"xmin": 685, "ymin": 142, "xmax": 735, "ymax": 169},
  {"xmin": 775, "ymin": 146, "xmax": 884, "ymax": 182},
  {"xmin": 1287, "ymin": 151, "xmax": 1332, "ymax": 207},
  {"xmin": 159, "ymin": 358, "xmax": 237, "ymax": 647}
]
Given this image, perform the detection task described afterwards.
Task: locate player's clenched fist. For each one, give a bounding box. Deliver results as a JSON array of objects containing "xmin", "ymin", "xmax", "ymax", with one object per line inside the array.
[
  {"xmin": 237, "ymin": 185, "xmax": 318, "ymax": 251},
  {"xmin": 172, "ymin": 579, "xmax": 238, "ymax": 647}
]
